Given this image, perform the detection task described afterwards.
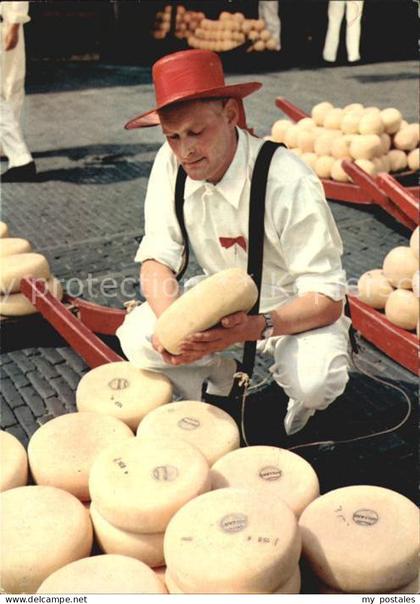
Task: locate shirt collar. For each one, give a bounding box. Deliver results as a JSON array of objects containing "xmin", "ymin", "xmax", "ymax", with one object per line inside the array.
[{"xmin": 183, "ymin": 127, "xmax": 247, "ymax": 209}]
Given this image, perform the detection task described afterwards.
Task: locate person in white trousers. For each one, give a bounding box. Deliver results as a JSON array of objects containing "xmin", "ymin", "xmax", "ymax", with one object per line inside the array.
[
  {"xmin": 1, "ymin": 1, "xmax": 36, "ymax": 181},
  {"xmin": 323, "ymin": 0, "xmax": 364, "ymax": 63},
  {"xmin": 258, "ymin": 1, "xmax": 281, "ymax": 50}
]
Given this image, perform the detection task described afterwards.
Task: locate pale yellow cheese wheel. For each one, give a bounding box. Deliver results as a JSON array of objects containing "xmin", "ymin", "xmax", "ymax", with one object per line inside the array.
[
  {"xmin": 37, "ymin": 554, "xmax": 166, "ymax": 594},
  {"xmin": 0, "ymin": 430, "xmax": 28, "ymax": 492},
  {"xmin": 412, "ymin": 271, "xmax": 420, "ymax": 298},
  {"xmin": 357, "ymin": 269, "xmax": 394, "ymax": 309},
  {"xmin": 0, "ymin": 485, "xmax": 93, "ymax": 593},
  {"xmin": 0, "ymin": 277, "xmax": 63, "ymax": 316},
  {"xmin": 410, "ymin": 227, "xmax": 419, "ymax": 260},
  {"xmin": 299, "ymin": 485, "xmax": 419, "ymax": 593},
  {"xmin": 379, "ymin": 132, "xmax": 392, "ymax": 154},
  {"xmin": 0, "ymin": 221, "xmax": 9, "ymax": 238},
  {"xmin": 164, "ymin": 487, "xmax": 301, "ymax": 594},
  {"xmin": 314, "ymin": 155, "xmax": 335, "ymax": 179},
  {"xmin": 407, "ymin": 148, "xmax": 420, "ymax": 171},
  {"xmin": 319, "ymin": 572, "xmax": 419, "ymax": 594},
  {"xmin": 296, "ymin": 117, "xmax": 316, "ymax": 130},
  {"xmin": 90, "ymin": 503, "xmax": 164, "ymax": 567},
  {"xmin": 155, "ymin": 268, "xmax": 258, "ymax": 355},
  {"xmin": 0, "ymin": 253, "xmax": 50, "ymax": 294},
  {"xmin": 271, "ymin": 119, "xmax": 292, "ymax": 143},
  {"xmin": 388, "ymin": 149, "xmax": 408, "ymax": 172},
  {"xmin": 284, "ymin": 124, "xmax": 300, "ymax": 148},
  {"xmin": 343, "ymin": 103, "xmax": 364, "ymax": 114},
  {"xmin": 331, "ymin": 159, "xmax": 351, "ymax": 182},
  {"xmin": 358, "ymin": 113, "xmax": 384, "ymax": 135},
  {"xmin": 331, "ymin": 135, "xmax": 353, "ymax": 159},
  {"xmin": 210, "ymin": 446, "xmax": 319, "ymax": 518},
  {"xmin": 350, "ymin": 135, "xmax": 381, "ymax": 160},
  {"xmin": 311, "ymin": 102, "xmax": 334, "ymax": 126},
  {"xmin": 296, "ymin": 129, "xmax": 316, "ymax": 153},
  {"xmin": 0, "ymin": 238, "xmax": 31, "ymax": 257},
  {"xmin": 383, "ymin": 246, "xmax": 419, "ymax": 288},
  {"xmin": 301, "ymin": 152, "xmax": 318, "ymax": 170},
  {"xmin": 385, "ymin": 289, "xmax": 419, "ymax": 330},
  {"xmin": 76, "ymin": 361, "xmax": 173, "ymax": 430},
  {"xmin": 354, "ymin": 158, "xmax": 376, "ymax": 176},
  {"xmin": 28, "ymin": 412, "xmax": 134, "ymax": 501},
  {"xmin": 341, "ymin": 111, "xmax": 363, "ymax": 134},
  {"xmin": 394, "ymin": 127, "xmax": 418, "ymax": 151},
  {"xmin": 137, "ymin": 400, "xmax": 239, "ymax": 465},
  {"xmin": 313, "ymin": 131, "xmax": 338, "ymax": 156},
  {"xmin": 323, "ymin": 108, "xmax": 344, "ymax": 130},
  {"xmin": 89, "ymin": 436, "xmax": 210, "ymax": 533},
  {"xmin": 380, "ymin": 108, "xmax": 403, "ymax": 134},
  {"xmin": 165, "ymin": 565, "xmax": 301, "ymax": 594}
]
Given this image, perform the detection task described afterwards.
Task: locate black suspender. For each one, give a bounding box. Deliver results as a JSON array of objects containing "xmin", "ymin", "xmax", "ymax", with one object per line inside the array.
[{"xmin": 174, "ymin": 140, "xmax": 283, "ymax": 382}]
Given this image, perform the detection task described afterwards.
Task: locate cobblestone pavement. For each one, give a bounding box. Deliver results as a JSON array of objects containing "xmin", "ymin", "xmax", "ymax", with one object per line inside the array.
[{"xmin": 1, "ymin": 59, "xmax": 418, "ymax": 502}]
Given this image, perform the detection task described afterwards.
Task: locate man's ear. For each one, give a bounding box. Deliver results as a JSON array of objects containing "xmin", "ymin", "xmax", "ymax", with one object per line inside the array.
[{"xmin": 224, "ymin": 99, "xmax": 240, "ymax": 126}]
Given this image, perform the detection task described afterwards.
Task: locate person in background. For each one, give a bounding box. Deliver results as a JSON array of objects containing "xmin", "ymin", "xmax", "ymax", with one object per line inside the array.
[
  {"xmin": 258, "ymin": 0, "xmax": 281, "ymax": 50},
  {"xmin": 323, "ymin": 0, "xmax": 364, "ymax": 63},
  {"xmin": 1, "ymin": 1, "xmax": 36, "ymax": 182}
]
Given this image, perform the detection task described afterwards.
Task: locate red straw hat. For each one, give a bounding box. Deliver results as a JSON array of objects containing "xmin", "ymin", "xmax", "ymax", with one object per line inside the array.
[{"xmin": 125, "ymin": 49, "xmax": 262, "ymax": 130}]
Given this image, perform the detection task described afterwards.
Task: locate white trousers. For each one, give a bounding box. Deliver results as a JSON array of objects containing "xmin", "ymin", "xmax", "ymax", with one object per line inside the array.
[
  {"xmin": 0, "ymin": 22, "xmax": 32, "ymax": 166},
  {"xmin": 116, "ymin": 297, "xmax": 351, "ymax": 432},
  {"xmin": 323, "ymin": 0, "xmax": 364, "ymax": 63},
  {"xmin": 258, "ymin": 1, "xmax": 281, "ymax": 50}
]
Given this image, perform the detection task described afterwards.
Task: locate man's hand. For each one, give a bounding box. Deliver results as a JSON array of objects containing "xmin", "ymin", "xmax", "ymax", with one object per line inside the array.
[
  {"xmin": 152, "ymin": 311, "xmax": 260, "ymax": 366},
  {"xmin": 4, "ymin": 24, "xmax": 20, "ymax": 51}
]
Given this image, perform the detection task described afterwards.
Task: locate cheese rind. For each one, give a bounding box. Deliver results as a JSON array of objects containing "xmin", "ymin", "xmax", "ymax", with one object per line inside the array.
[
  {"xmin": 155, "ymin": 268, "xmax": 258, "ymax": 355},
  {"xmin": 319, "ymin": 573, "xmax": 419, "ymax": 594},
  {"xmin": 0, "ymin": 253, "xmax": 50, "ymax": 294},
  {"xmin": 137, "ymin": 400, "xmax": 240, "ymax": 465},
  {"xmin": 36, "ymin": 554, "xmax": 167, "ymax": 594},
  {"xmin": 0, "ymin": 238, "xmax": 32, "ymax": 257},
  {"xmin": 0, "ymin": 430, "xmax": 28, "ymax": 492},
  {"xmin": 28, "ymin": 412, "xmax": 134, "ymax": 501},
  {"xmin": 0, "ymin": 277, "xmax": 63, "ymax": 316},
  {"xmin": 0, "ymin": 486, "xmax": 93, "ymax": 593},
  {"xmin": 90, "ymin": 503, "xmax": 164, "ymax": 568},
  {"xmin": 164, "ymin": 487, "xmax": 301, "ymax": 593},
  {"xmin": 76, "ymin": 361, "xmax": 173, "ymax": 430},
  {"xmin": 89, "ymin": 436, "xmax": 210, "ymax": 533},
  {"xmin": 211, "ymin": 446, "xmax": 319, "ymax": 517},
  {"xmin": 299, "ymin": 485, "xmax": 419, "ymax": 593}
]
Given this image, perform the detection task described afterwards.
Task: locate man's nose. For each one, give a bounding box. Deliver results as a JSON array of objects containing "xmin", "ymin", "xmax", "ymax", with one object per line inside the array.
[{"xmin": 180, "ymin": 138, "xmax": 195, "ymax": 160}]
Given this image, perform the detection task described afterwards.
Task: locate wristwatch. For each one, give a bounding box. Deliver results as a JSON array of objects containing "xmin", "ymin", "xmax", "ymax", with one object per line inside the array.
[{"xmin": 260, "ymin": 312, "xmax": 274, "ymax": 339}]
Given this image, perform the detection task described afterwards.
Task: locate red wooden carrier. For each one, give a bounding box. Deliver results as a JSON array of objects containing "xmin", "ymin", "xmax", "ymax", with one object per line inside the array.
[{"xmin": 275, "ymin": 97, "xmax": 420, "ymax": 227}]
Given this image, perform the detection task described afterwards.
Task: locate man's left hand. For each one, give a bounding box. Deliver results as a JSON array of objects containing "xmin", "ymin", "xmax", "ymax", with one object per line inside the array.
[{"xmin": 165, "ymin": 311, "xmax": 257, "ymax": 365}]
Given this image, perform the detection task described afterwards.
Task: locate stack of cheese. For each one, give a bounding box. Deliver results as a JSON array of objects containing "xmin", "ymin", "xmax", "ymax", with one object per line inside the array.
[
  {"xmin": 1, "ymin": 485, "xmax": 93, "ymax": 593},
  {"xmin": 164, "ymin": 487, "xmax": 302, "ymax": 593},
  {"xmin": 88, "ymin": 437, "xmax": 210, "ymax": 568},
  {"xmin": 137, "ymin": 400, "xmax": 240, "ymax": 464},
  {"xmin": 299, "ymin": 485, "xmax": 419, "ymax": 594},
  {"xmin": 270, "ymin": 102, "xmax": 419, "ymax": 181},
  {"xmin": 210, "ymin": 445, "xmax": 320, "ymax": 519},
  {"xmin": 27, "ymin": 412, "xmax": 134, "ymax": 502},
  {"xmin": 357, "ymin": 226, "xmax": 419, "ymax": 335},
  {"xmin": 152, "ymin": 5, "xmax": 204, "ymax": 40},
  {"xmin": 0, "ymin": 223, "xmax": 63, "ymax": 316},
  {"xmin": 37, "ymin": 554, "xmax": 167, "ymax": 594},
  {"xmin": 0, "ymin": 430, "xmax": 28, "ymax": 492},
  {"xmin": 75, "ymin": 360, "xmax": 173, "ymax": 431}
]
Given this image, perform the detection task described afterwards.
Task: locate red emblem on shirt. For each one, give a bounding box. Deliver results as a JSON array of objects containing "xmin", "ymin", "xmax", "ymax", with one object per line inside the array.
[{"xmin": 219, "ymin": 236, "xmax": 247, "ymax": 252}]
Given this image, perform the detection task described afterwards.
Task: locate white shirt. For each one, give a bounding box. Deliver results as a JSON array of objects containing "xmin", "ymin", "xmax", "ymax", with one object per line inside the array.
[{"xmin": 135, "ymin": 127, "xmax": 346, "ymax": 313}]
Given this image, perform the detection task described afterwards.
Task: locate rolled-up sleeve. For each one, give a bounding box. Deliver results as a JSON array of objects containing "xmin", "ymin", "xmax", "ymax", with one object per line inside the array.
[
  {"xmin": 134, "ymin": 143, "xmax": 185, "ymax": 274},
  {"xmin": 2, "ymin": 2, "xmax": 30, "ymax": 24},
  {"xmin": 276, "ymin": 173, "xmax": 347, "ymax": 301}
]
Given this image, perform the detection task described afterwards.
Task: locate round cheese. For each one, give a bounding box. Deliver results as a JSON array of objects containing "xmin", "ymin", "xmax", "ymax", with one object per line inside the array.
[
  {"xmin": 301, "ymin": 152, "xmax": 318, "ymax": 170},
  {"xmin": 0, "ymin": 221, "xmax": 9, "ymax": 238},
  {"xmin": 28, "ymin": 412, "xmax": 134, "ymax": 501},
  {"xmin": 76, "ymin": 361, "xmax": 173, "ymax": 430},
  {"xmin": 299, "ymin": 485, "xmax": 419, "ymax": 593},
  {"xmin": 296, "ymin": 117, "xmax": 316, "ymax": 130},
  {"xmin": 0, "ymin": 430, "xmax": 28, "ymax": 492},
  {"xmin": 412, "ymin": 271, "xmax": 420, "ymax": 298},
  {"xmin": 379, "ymin": 132, "xmax": 392, "ymax": 154},
  {"xmin": 331, "ymin": 160, "xmax": 351, "ymax": 182},
  {"xmin": 357, "ymin": 269, "xmax": 394, "ymax": 309},
  {"xmin": 0, "ymin": 238, "xmax": 31, "ymax": 257},
  {"xmin": 408, "ymin": 148, "xmax": 420, "ymax": 171},
  {"xmin": 311, "ymin": 102, "xmax": 334, "ymax": 126},
  {"xmin": 296, "ymin": 129, "xmax": 316, "ymax": 153},
  {"xmin": 331, "ymin": 135, "xmax": 353, "ymax": 159},
  {"xmin": 0, "ymin": 253, "xmax": 50, "ymax": 294},
  {"xmin": 350, "ymin": 135, "xmax": 381, "ymax": 160},
  {"xmin": 210, "ymin": 446, "xmax": 319, "ymax": 517},
  {"xmin": 89, "ymin": 436, "xmax": 210, "ymax": 533},
  {"xmin": 410, "ymin": 227, "xmax": 419, "ymax": 260},
  {"xmin": 319, "ymin": 572, "xmax": 419, "ymax": 594},
  {"xmin": 164, "ymin": 487, "xmax": 301, "ymax": 593},
  {"xmin": 394, "ymin": 127, "xmax": 418, "ymax": 151},
  {"xmin": 137, "ymin": 400, "xmax": 240, "ymax": 465},
  {"xmin": 165, "ymin": 565, "xmax": 301, "ymax": 594},
  {"xmin": 0, "ymin": 277, "xmax": 63, "ymax": 316},
  {"xmin": 284, "ymin": 124, "xmax": 300, "ymax": 149},
  {"xmin": 0, "ymin": 485, "xmax": 93, "ymax": 593},
  {"xmin": 388, "ymin": 149, "xmax": 408, "ymax": 172},
  {"xmin": 155, "ymin": 268, "xmax": 258, "ymax": 355},
  {"xmin": 358, "ymin": 113, "xmax": 384, "ymax": 135},
  {"xmin": 341, "ymin": 111, "xmax": 363, "ymax": 134},
  {"xmin": 37, "ymin": 554, "xmax": 166, "ymax": 594},
  {"xmin": 385, "ymin": 289, "xmax": 419, "ymax": 330},
  {"xmin": 383, "ymin": 246, "xmax": 419, "ymax": 289},
  {"xmin": 90, "ymin": 503, "xmax": 164, "ymax": 567},
  {"xmin": 271, "ymin": 119, "xmax": 292, "ymax": 143},
  {"xmin": 324, "ymin": 108, "xmax": 344, "ymax": 130},
  {"xmin": 314, "ymin": 155, "xmax": 335, "ymax": 179},
  {"xmin": 343, "ymin": 103, "xmax": 364, "ymax": 114},
  {"xmin": 380, "ymin": 108, "xmax": 402, "ymax": 134}
]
